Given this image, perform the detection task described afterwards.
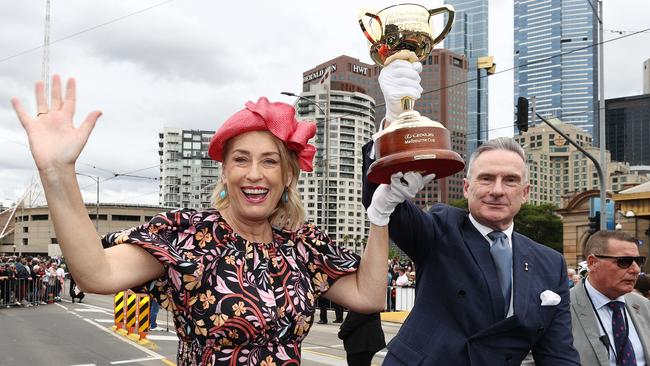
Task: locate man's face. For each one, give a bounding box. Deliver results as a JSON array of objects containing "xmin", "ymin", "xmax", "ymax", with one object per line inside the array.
[
  {"xmin": 588, "ymin": 239, "xmax": 642, "ymax": 299},
  {"xmin": 464, "ymin": 150, "xmax": 530, "ymax": 231}
]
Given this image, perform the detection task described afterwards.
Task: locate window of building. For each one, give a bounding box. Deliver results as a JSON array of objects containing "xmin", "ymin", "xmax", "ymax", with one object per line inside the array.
[
  {"xmin": 31, "ymin": 214, "xmax": 49, "ymax": 221},
  {"xmin": 112, "ymin": 215, "xmax": 141, "ymax": 221}
]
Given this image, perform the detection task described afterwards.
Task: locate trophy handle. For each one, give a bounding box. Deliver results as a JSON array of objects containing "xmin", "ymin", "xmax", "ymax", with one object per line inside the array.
[
  {"xmin": 428, "ymin": 4, "xmax": 455, "ymax": 45},
  {"xmin": 358, "ymin": 10, "xmax": 382, "ymax": 45}
]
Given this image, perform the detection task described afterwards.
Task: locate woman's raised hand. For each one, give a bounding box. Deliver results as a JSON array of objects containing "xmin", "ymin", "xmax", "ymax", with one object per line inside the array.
[{"xmin": 11, "ymin": 75, "xmax": 102, "ymax": 174}]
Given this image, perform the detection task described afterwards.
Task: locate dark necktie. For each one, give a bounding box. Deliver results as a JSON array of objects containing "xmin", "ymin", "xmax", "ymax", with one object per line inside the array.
[
  {"xmin": 607, "ymin": 301, "xmax": 637, "ymax": 365},
  {"xmin": 488, "ymin": 231, "xmax": 512, "ymax": 315}
]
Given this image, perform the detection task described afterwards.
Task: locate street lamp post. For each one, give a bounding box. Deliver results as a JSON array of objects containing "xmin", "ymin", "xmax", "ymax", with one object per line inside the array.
[
  {"xmin": 76, "ymin": 173, "xmax": 100, "ymax": 232},
  {"xmin": 477, "ymin": 56, "xmax": 496, "ymax": 147}
]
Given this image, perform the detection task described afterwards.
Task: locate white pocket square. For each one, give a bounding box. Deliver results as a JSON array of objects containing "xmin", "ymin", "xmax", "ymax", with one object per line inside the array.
[{"xmin": 540, "ymin": 290, "xmax": 561, "ymax": 306}]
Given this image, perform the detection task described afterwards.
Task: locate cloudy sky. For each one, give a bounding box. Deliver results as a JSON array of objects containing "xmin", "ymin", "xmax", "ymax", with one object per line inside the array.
[{"xmin": 1, "ymin": 0, "xmax": 649, "ymax": 207}]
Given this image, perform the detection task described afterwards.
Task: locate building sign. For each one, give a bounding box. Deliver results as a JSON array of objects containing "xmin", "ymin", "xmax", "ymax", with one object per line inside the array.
[
  {"xmin": 352, "ymin": 64, "xmax": 369, "ymax": 76},
  {"xmin": 303, "ymin": 64, "xmax": 337, "ymax": 83}
]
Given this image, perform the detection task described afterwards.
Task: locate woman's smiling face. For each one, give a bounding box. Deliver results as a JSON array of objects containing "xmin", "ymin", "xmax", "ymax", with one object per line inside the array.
[{"xmin": 221, "ymin": 131, "xmax": 289, "ymax": 224}]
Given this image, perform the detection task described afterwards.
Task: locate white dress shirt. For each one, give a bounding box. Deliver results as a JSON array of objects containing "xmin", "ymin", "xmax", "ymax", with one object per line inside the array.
[
  {"xmin": 585, "ymin": 278, "xmax": 646, "ymax": 366},
  {"xmin": 469, "ymin": 214, "xmax": 515, "ymax": 318}
]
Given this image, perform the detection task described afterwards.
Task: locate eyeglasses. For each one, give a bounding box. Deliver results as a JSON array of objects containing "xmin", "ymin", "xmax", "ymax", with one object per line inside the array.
[{"xmin": 594, "ymin": 255, "xmax": 646, "ymax": 269}]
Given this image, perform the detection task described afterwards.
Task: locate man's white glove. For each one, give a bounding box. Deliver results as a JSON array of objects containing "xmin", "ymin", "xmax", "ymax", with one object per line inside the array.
[
  {"xmin": 367, "ymin": 172, "xmax": 436, "ymax": 226},
  {"xmin": 378, "ymin": 60, "xmax": 423, "ymax": 124}
]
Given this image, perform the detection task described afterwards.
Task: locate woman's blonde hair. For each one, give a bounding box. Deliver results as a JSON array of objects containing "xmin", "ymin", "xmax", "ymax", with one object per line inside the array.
[{"xmin": 211, "ymin": 131, "xmax": 305, "ymax": 231}]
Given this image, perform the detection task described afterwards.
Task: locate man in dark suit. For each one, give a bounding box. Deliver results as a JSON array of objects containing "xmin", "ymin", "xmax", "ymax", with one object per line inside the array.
[
  {"xmin": 570, "ymin": 230, "xmax": 649, "ymax": 365},
  {"xmin": 362, "ymin": 58, "xmax": 580, "ymax": 365},
  {"xmin": 338, "ymin": 311, "xmax": 386, "ymax": 366}
]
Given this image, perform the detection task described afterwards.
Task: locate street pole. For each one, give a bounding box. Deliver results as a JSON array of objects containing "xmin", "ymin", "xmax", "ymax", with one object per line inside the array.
[
  {"xmin": 536, "ymin": 113, "xmax": 607, "ymax": 224},
  {"xmin": 476, "ymin": 68, "xmax": 482, "ymax": 147},
  {"xmin": 597, "ymin": 0, "xmax": 607, "ymax": 230}
]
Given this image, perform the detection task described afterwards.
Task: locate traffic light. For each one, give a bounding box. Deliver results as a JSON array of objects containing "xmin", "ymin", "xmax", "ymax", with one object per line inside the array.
[
  {"xmin": 516, "ymin": 97, "xmax": 529, "ymax": 133},
  {"xmin": 588, "ymin": 211, "xmax": 600, "ymax": 234}
]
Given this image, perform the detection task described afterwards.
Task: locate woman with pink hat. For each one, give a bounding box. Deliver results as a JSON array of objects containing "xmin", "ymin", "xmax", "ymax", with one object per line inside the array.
[{"xmin": 11, "ymin": 76, "xmax": 399, "ymax": 365}]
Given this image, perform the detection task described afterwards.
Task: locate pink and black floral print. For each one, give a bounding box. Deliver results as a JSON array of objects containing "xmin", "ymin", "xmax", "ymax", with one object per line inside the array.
[{"xmin": 102, "ymin": 209, "xmax": 360, "ymax": 366}]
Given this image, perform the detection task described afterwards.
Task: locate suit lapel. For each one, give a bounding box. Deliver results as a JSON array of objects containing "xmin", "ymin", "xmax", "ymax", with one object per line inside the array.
[
  {"xmin": 460, "ymin": 216, "xmax": 505, "ymax": 322},
  {"xmin": 574, "ymin": 281, "xmax": 610, "ymax": 364},
  {"xmin": 511, "ymin": 233, "xmax": 531, "ymax": 319},
  {"xmin": 625, "ymin": 294, "xmax": 650, "ymax": 362}
]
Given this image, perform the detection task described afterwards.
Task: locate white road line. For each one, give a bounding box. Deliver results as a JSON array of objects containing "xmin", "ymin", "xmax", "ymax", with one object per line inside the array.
[
  {"xmin": 76, "ymin": 308, "xmax": 108, "ymax": 313},
  {"xmin": 109, "ymin": 356, "xmax": 165, "ymax": 364},
  {"xmin": 70, "ymin": 364, "xmax": 97, "ymax": 366},
  {"xmin": 93, "ymin": 319, "xmax": 116, "ymax": 323},
  {"xmin": 145, "ymin": 335, "xmax": 179, "ymax": 341},
  {"xmin": 301, "ymin": 349, "xmax": 347, "ymax": 366},
  {"xmin": 83, "ymin": 318, "xmax": 167, "ymax": 359},
  {"xmin": 301, "ymin": 346, "xmax": 326, "ymax": 350}
]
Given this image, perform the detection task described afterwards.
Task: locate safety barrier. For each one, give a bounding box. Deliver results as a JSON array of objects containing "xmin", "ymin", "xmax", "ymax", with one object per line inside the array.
[
  {"xmin": 0, "ymin": 277, "xmax": 64, "ymax": 308},
  {"xmin": 394, "ymin": 286, "xmax": 415, "ymax": 311},
  {"xmin": 111, "ymin": 290, "xmax": 155, "ymax": 348}
]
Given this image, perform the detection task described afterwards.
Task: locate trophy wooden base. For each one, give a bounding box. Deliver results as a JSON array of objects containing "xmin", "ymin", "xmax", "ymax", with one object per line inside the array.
[{"xmin": 367, "ymin": 149, "xmax": 465, "ymax": 184}]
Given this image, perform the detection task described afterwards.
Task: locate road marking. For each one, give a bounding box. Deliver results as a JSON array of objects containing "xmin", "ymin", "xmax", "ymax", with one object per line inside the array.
[
  {"xmin": 76, "ymin": 308, "xmax": 108, "ymax": 313},
  {"xmin": 146, "ymin": 335, "xmax": 179, "ymax": 341},
  {"xmin": 110, "ymin": 356, "xmax": 164, "ymax": 364},
  {"xmin": 302, "ymin": 346, "xmax": 326, "ymax": 350},
  {"xmin": 301, "ymin": 349, "xmax": 347, "ymax": 365},
  {"xmin": 93, "ymin": 319, "xmax": 115, "ymax": 323}
]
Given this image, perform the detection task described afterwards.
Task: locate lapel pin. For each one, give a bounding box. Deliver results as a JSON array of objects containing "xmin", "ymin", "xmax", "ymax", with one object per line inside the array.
[{"xmin": 524, "ymin": 262, "xmax": 529, "ymax": 272}]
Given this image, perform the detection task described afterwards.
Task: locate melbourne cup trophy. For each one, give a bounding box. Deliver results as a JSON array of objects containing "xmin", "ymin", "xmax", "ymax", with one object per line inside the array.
[{"xmin": 358, "ymin": 3, "xmax": 465, "ymax": 184}]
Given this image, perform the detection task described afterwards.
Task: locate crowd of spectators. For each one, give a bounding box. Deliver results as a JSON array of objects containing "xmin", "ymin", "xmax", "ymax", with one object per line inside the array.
[{"xmin": 0, "ymin": 254, "xmax": 68, "ymax": 308}]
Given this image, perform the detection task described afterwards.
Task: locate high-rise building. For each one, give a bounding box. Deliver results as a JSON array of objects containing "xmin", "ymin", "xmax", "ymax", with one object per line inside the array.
[
  {"xmin": 514, "ymin": 0, "xmax": 598, "ymax": 140},
  {"xmin": 158, "ymin": 128, "xmax": 221, "ymax": 209},
  {"xmin": 446, "ymin": 0, "xmax": 489, "ymax": 156},
  {"xmin": 605, "ymin": 94, "xmax": 650, "ymax": 166},
  {"xmin": 297, "ymin": 56, "xmax": 376, "ymax": 253},
  {"xmin": 643, "ymin": 58, "xmax": 650, "ymax": 94},
  {"xmin": 514, "ymin": 118, "xmax": 647, "ymax": 206},
  {"xmin": 414, "ymin": 49, "xmax": 469, "ymax": 207},
  {"xmin": 299, "ymin": 56, "xmax": 377, "ymax": 253}
]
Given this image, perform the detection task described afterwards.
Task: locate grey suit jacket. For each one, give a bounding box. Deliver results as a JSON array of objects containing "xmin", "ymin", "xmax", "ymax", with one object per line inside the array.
[{"xmin": 570, "ymin": 279, "xmax": 650, "ymax": 366}]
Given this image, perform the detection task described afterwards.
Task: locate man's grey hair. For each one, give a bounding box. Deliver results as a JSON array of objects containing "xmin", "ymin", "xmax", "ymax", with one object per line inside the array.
[
  {"xmin": 466, "ymin": 137, "xmax": 529, "ymax": 182},
  {"xmin": 583, "ymin": 230, "xmax": 638, "ymax": 258}
]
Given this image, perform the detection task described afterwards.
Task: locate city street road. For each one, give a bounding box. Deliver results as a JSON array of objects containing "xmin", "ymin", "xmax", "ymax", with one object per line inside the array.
[{"xmin": 0, "ymin": 291, "xmax": 400, "ymax": 366}]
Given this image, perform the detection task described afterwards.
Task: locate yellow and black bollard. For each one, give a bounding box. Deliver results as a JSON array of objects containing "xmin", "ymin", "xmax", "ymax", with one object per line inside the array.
[
  {"xmin": 125, "ymin": 291, "xmax": 138, "ymax": 335},
  {"xmin": 112, "ymin": 291, "xmax": 127, "ymax": 335},
  {"xmin": 137, "ymin": 295, "xmax": 150, "ymax": 340}
]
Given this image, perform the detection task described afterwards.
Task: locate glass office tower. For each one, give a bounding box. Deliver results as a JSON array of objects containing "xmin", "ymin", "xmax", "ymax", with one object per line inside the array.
[{"xmin": 514, "ymin": 0, "xmax": 598, "ymax": 140}]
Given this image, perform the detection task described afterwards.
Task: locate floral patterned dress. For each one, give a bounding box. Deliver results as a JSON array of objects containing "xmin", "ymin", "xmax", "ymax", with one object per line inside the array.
[{"xmin": 102, "ymin": 208, "xmax": 360, "ymax": 366}]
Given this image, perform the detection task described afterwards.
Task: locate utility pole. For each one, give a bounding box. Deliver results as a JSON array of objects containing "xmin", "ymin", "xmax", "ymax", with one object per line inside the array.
[
  {"xmin": 42, "ymin": 0, "xmax": 51, "ymax": 96},
  {"xmin": 596, "ymin": 0, "xmax": 607, "ymax": 230}
]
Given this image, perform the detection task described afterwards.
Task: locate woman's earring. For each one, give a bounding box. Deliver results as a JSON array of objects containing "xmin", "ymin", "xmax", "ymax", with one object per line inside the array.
[
  {"xmin": 282, "ymin": 187, "xmax": 289, "ymax": 203},
  {"xmin": 219, "ymin": 187, "xmax": 228, "ymax": 199}
]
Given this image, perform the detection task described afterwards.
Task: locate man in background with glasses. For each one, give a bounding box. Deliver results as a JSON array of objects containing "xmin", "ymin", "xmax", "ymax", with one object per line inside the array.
[{"xmin": 570, "ymin": 230, "xmax": 650, "ymax": 365}]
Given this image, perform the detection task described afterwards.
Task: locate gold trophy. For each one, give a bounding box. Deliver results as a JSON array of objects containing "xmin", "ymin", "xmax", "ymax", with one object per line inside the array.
[{"xmin": 359, "ymin": 3, "xmax": 465, "ymax": 184}]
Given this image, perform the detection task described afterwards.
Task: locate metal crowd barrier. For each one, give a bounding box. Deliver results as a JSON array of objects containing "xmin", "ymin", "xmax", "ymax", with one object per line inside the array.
[
  {"xmin": 0, "ymin": 277, "xmax": 65, "ymax": 308},
  {"xmin": 385, "ymin": 285, "xmax": 415, "ymax": 312}
]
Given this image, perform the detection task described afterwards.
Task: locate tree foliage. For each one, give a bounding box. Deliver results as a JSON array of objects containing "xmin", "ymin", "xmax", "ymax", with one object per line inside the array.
[{"xmin": 448, "ymin": 199, "xmax": 563, "ymax": 253}]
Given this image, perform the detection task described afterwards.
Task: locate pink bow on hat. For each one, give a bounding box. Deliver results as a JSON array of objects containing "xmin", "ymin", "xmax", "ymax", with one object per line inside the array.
[{"xmin": 208, "ymin": 97, "xmax": 317, "ymax": 172}]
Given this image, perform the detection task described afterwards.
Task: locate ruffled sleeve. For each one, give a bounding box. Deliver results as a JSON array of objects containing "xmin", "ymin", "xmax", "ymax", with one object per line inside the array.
[
  {"xmin": 292, "ymin": 223, "xmax": 361, "ymax": 298},
  {"xmin": 101, "ymin": 209, "xmax": 203, "ymax": 311}
]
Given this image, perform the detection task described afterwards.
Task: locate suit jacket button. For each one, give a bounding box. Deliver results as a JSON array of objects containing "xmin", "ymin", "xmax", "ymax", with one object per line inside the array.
[
  {"xmin": 458, "ymin": 290, "xmax": 466, "ymax": 298},
  {"xmin": 537, "ymin": 327, "xmax": 545, "ymax": 334}
]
